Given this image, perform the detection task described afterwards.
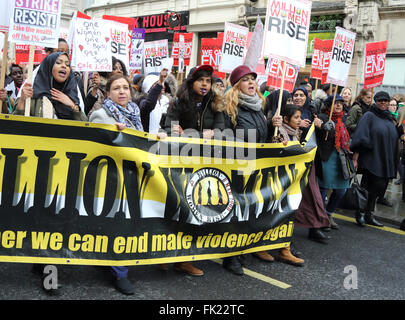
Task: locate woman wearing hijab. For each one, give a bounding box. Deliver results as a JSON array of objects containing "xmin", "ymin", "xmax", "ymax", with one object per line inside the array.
[
  {"xmin": 15, "ymin": 52, "xmax": 87, "ymax": 121},
  {"xmin": 316, "ymin": 95, "xmax": 351, "ymax": 226},
  {"xmin": 14, "ymin": 51, "xmax": 87, "ymax": 295},
  {"xmin": 351, "ymin": 91, "xmax": 404, "ymax": 227},
  {"xmin": 290, "ymin": 86, "xmax": 332, "ymax": 242}
]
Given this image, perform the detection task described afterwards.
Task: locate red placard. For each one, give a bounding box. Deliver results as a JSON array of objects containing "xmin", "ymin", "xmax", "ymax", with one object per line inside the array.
[
  {"xmin": 321, "ymin": 39, "xmax": 334, "ymax": 84},
  {"xmin": 310, "ymin": 38, "xmax": 323, "ymax": 80},
  {"xmin": 171, "ymin": 33, "xmax": 193, "ymax": 67},
  {"xmin": 200, "ymin": 36, "xmax": 226, "ymax": 79},
  {"xmin": 364, "ymin": 41, "xmax": 387, "ymax": 89},
  {"xmin": 266, "ymin": 58, "xmax": 299, "ymax": 92},
  {"xmin": 15, "ymin": 45, "xmax": 47, "ymax": 65}
]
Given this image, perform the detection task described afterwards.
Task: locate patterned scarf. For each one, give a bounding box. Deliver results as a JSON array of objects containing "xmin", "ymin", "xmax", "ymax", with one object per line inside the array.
[
  {"xmin": 278, "ymin": 122, "xmax": 301, "ymax": 142},
  {"xmin": 328, "ymin": 110, "xmax": 350, "ymax": 152},
  {"xmin": 103, "ymin": 98, "xmax": 143, "ymax": 131}
]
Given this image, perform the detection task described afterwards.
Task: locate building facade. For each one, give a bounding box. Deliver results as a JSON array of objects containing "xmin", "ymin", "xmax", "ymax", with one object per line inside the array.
[{"xmin": 84, "ymin": 0, "xmax": 405, "ymax": 93}]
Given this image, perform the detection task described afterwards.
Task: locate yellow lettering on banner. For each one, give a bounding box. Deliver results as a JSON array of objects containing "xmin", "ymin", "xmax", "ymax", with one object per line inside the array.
[
  {"xmin": 32, "ymin": 232, "xmax": 51, "ymax": 250},
  {"xmin": 226, "ymin": 234, "xmax": 237, "ymax": 248},
  {"xmin": 1, "ymin": 231, "xmax": 15, "ymax": 249},
  {"xmin": 152, "ymin": 232, "xmax": 193, "ymax": 252},
  {"xmin": 113, "ymin": 233, "xmax": 148, "ymax": 254},
  {"xmin": 49, "ymin": 233, "xmax": 63, "ymax": 251},
  {"xmin": 68, "ymin": 233, "xmax": 108, "ymax": 253}
]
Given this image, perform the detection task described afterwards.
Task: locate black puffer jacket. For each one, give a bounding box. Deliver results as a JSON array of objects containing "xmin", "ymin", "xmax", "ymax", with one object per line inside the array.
[
  {"xmin": 164, "ymin": 90, "xmax": 225, "ymax": 134},
  {"xmin": 232, "ymin": 104, "xmax": 268, "ymax": 143}
]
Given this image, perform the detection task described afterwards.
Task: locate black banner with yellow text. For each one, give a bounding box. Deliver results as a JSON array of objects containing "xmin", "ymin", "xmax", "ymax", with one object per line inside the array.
[{"xmin": 0, "ymin": 115, "xmax": 316, "ymax": 265}]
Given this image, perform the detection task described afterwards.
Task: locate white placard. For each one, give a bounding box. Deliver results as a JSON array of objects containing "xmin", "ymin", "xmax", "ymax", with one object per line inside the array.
[
  {"xmin": 219, "ymin": 22, "xmax": 249, "ymax": 73},
  {"xmin": 326, "ymin": 27, "xmax": 356, "ymax": 87},
  {"xmin": 262, "ymin": 0, "xmax": 312, "ymax": 68}
]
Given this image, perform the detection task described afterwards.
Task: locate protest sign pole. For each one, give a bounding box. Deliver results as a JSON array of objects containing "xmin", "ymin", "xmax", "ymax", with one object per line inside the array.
[
  {"xmin": 273, "ymin": 61, "xmax": 287, "ymax": 137},
  {"xmin": 0, "ymin": 32, "xmax": 9, "ymax": 112},
  {"xmin": 84, "ymin": 71, "xmax": 89, "ymax": 95},
  {"xmin": 398, "ymin": 103, "xmax": 405, "ymax": 127},
  {"xmin": 325, "ymin": 84, "xmax": 338, "ymax": 140},
  {"xmin": 24, "ymin": 45, "xmax": 35, "ymax": 117}
]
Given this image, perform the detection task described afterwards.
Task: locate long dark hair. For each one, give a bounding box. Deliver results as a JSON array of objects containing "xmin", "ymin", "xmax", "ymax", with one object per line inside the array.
[{"xmin": 175, "ymin": 69, "xmax": 213, "ymax": 109}]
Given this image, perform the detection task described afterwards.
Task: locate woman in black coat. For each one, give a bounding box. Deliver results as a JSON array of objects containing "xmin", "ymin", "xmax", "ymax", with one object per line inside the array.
[
  {"xmin": 351, "ymin": 91, "xmax": 404, "ymax": 227},
  {"xmin": 164, "ymin": 65, "xmax": 225, "ymax": 137}
]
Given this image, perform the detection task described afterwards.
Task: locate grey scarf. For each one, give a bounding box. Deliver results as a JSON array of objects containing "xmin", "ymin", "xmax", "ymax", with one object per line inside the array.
[{"xmin": 238, "ymin": 92, "xmax": 263, "ymax": 112}]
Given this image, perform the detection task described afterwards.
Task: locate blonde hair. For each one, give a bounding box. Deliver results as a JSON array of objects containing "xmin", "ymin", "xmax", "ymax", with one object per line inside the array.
[
  {"xmin": 224, "ymin": 78, "xmax": 265, "ymax": 126},
  {"xmin": 340, "ymin": 87, "xmax": 353, "ymax": 104}
]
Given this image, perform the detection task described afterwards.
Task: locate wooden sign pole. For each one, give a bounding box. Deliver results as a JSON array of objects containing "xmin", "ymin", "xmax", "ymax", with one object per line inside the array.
[
  {"xmin": 273, "ymin": 61, "xmax": 287, "ymax": 137},
  {"xmin": 325, "ymin": 84, "xmax": 338, "ymax": 140},
  {"xmin": 24, "ymin": 45, "xmax": 35, "ymax": 117},
  {"xmin": 0, "ymin": 32, "xmax": 9, "ymax": 113}
]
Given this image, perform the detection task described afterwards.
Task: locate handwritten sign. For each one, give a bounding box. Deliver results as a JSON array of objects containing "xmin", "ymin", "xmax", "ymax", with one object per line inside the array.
[
  {"xmin": 72, "ymin": 18, "xmax": 112, "ymax": 72},
  {"xmin": 326, "ymin": 27, "xmax": 356, "ymax": 86},
  {"xmin": 143, "ymin": 39, "xmax": 169, "ymax": 74},
  {"xmin": 364, "ymin": 40, "xmax": 387, "ymax": 89},
  {"xmin": 263, "ymin": 0, "xmax": 312, "ymax": 68},
  {"xmin": 219, "ymin": 22, "xmax": 249, "ymax": 73},
  {"xmin": 8, "ymin": 0, "xmax": 62, "ymax": 47},
  {"xmin": 129, "ymin": 28, "xmax": 145, "ymax": 70}
]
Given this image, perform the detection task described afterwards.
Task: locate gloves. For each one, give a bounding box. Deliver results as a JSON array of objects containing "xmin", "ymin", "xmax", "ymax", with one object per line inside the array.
[{"xmin": 323, "ymin": 120, "xmax": 335, "ymax": 132}]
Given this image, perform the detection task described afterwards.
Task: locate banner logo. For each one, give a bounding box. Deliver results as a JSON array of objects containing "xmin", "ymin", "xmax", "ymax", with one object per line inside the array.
[{"xmin": 185, "ymin": 168, "xmax": 234, "ymax": 223}]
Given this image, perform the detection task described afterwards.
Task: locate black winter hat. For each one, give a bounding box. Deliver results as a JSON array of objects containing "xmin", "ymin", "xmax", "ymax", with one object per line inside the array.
[{"xmin": 374, "ymin": 91, "xmax": 390, "ymax": 102}]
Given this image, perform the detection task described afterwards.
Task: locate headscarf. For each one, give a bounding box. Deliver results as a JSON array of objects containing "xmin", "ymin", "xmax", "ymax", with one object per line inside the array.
[
  {"xmin": 265, "ymin": 89, "xmax": 291, "ymax": 116},
  {"xmin": 292, "ymin": 87, "xmax": 313, "ymax": 121},
  {"xmin": 323, "ymin": 94, "xmax": 350, "ymax": 152},
  {"xmin": 103, "ymin": 97, "xmax": 143, "ymax": 131},
  {"xmin": 33, "ymin": 52, "xmax": 79, "ymax": 120}
]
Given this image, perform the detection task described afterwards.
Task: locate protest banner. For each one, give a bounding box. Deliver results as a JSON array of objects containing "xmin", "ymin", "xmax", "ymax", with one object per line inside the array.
[
  {"xmin": 310, "ymin": 38, "xmax": 323, "ymax": 80},
  {"xmin": 326, "ymin": 27, "xmax": 356, "ymax": 87},
  {"xmin": 0, "ymin": 114, "xmax": 316, "ymax": 265},
  {"xmin": 200, "ymin": 36, "xmax": 225, "ymax": 79},
  {"xmin": 15, "ymin": 45, "xmax": 47, "ymax": 65},
  {"xmin": 266, "ymin": 58, "xmax": 299, "ymax": 92},
  {"xmin": 219, "ymin": 22, "xmax": 249, "ymax": 73},
  {"xmin": 72, "ymin": 18, "xmax": 112, "ymax": 72},
  {"xmin": 143, "ymin": 39, "xmax": 169, "ymax": 74},
  {"xmin": 129, "ymin": 28, "xmax": 145, "ymax": 70},
  {"xmin": 172, "ymin": 33, "xmax": 193, "ymax": 67},
  {"xmin": 104, "ymin": 19, "xmax": 133, "ymax": 71},
  {"xmin": 8, "ymin": 0, "xmax": 62, "ymax": 48},
  {"xmin": 321, "ymin": 39, "xmax": 333, "ymax": 84},
  {"xmin": 364, "ymin": 40, "xmax": 387, "ymax": 89},
  {"xmin": 263, "ymin": 0, "xmax": 312, "ymax": 68}
]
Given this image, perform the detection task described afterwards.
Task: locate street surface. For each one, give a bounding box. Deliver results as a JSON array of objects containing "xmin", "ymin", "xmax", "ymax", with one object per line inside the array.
[{"xmin": 0, "ymin": 209, "xmax": 404, "ymax": 303}]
